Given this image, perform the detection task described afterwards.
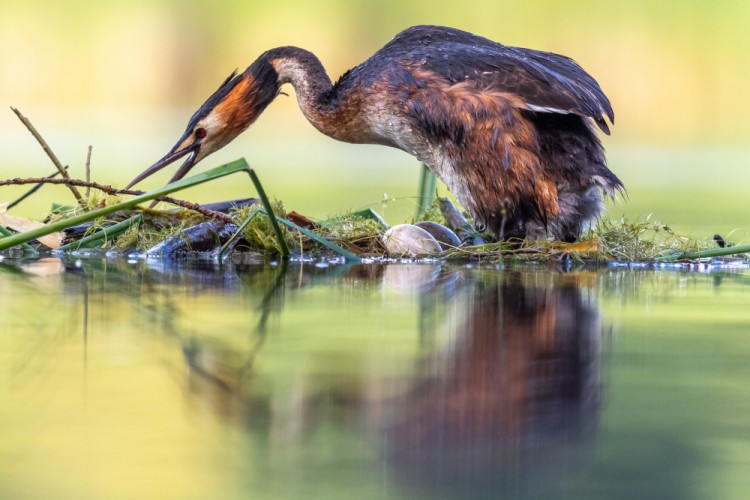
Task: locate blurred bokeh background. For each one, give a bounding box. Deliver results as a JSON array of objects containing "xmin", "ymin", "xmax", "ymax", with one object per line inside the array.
[{"xmin": 2, "ymin": 0, "xmax": 748, "ymax": 238}]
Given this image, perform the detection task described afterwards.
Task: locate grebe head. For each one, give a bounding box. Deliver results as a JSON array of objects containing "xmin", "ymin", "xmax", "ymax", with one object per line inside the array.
[{"xmin": 126, "ymin": 59, "xmax": 279, "ymax": 189}]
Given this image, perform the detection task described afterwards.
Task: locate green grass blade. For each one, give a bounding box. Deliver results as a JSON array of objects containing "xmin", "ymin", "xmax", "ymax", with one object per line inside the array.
[
  {"xmin": 273, "ymin": 215, "xmax": 361, "ymax": 262},
  {"xmin": 56, "ymin": 214, "xmax": 143, "ymax": 251},
  {"xmin": 217, "ymin": 207, "xmax": 262, "ymax": 259},
  {"xmin": 350, "ymin": 208, "xmax": 389, "ymax": 229},
  {"xmin": 656, "ymin": 243, "xmax": 750, "ymax": 261},
  {"xmin": 247, "ymin": 169, "xmax": 289, "ymax": 258},
  {"xmin": 0, "ymin": 159, "xmax": 250, "ymax": 251}
]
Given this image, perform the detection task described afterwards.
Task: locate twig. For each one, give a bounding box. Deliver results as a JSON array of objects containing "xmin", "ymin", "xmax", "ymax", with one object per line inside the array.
[
  {"xmin": 7, "ymin": 167, "xmax": 68, "ymax": 209},
  {"xmin": 11, "ymin": 106, "xmax": 84, "ymax": 203},
  {"xmin": 85, "ymin": 145, "xmax": 92, "ymax": 199},
  {"xmin": 0, "ymin": 177, "xmax": 234, "ymax": 223}
]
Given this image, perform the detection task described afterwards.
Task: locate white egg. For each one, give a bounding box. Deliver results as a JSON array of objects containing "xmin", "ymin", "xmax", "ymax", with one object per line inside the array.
[{"xmin": 383, "ymin": 224, "xmax": 443, "ymax": 256}]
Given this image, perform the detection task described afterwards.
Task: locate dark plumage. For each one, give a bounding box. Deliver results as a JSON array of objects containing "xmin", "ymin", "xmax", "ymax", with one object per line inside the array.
[
  {"xmin": 128, "ymin": 25, "xmax": 623, "ymax": 241},
  {"xmin": 356, "ymin": 25, "xmax": 613, "ymax": 132}
]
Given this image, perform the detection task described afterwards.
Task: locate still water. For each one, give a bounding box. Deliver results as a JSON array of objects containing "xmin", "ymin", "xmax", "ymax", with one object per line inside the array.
[{"xmin": 1, "ymin": 257, "xmax": 749, "ymax": 500}]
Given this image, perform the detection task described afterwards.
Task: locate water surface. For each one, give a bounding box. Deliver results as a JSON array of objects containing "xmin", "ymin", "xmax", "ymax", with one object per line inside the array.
[{"xmin": 1, "ymin": 258, "xmax": 749, "ymax": 499}]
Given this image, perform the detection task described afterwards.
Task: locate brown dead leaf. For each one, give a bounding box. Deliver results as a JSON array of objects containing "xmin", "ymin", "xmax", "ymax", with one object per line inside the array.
[
  {"xmin": 286, "ymin": 211, "xmax": 317, "ymax": 229},
  {"xmin": 0, "ymin": 210, "xmax": 64, "ymax": 249},
  {"xmin": 561, "ymin": 237, "xmax": 602, "ymax": 255}
]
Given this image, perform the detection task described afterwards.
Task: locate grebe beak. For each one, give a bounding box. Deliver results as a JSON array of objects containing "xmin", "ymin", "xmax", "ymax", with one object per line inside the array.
[{"xmin": 125, "ymin": 139, "xmax": 200, "ymax": 190}]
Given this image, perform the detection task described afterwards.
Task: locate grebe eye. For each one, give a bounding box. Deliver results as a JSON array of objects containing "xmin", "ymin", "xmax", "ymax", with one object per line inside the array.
[{"xmin": 195, "ymin": 127, "xmax": 207, "ymax": 139}]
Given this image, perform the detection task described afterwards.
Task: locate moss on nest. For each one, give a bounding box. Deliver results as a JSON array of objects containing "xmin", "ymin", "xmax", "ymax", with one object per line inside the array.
[
  {"xmin": 436, "ymin": 215, "xmax": 719, "ymax": 263},
  {"xmin": 315, "ymin": 213, "xmax": 384, "ymax": 254},
  {"xmin": 111, "ymin": 208, "xmax": 722, "ymax": 262},
  {"xmin": 585, "ymin": 216, "xmax": 707, "ymax": 261},
  {"xmin": 231, "ymin": 200, "xmax": 292, "ymax": 253}
]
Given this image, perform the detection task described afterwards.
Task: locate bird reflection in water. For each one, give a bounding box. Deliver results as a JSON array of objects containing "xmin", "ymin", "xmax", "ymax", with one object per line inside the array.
[
  {"xmin": 169, "ymin": 264, "xmax": 604, "ymax": 496},
  {"xmin": 382, "ymin": 273, "xmax": 604, "ymax": 497}
]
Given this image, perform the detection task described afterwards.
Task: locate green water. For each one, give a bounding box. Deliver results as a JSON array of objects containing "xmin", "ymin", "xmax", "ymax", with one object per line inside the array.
[{"xmin": 1, "ymin": 258, "xmax": 749, "ymax": 500}]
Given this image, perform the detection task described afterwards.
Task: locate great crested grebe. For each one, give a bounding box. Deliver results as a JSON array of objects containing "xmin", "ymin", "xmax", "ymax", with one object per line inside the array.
[{"xmin": 127, "ymin": 25, "xmax": 622, "ymax": 241}]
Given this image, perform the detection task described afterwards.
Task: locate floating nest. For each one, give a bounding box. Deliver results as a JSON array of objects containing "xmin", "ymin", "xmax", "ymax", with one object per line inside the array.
[{"xmin": 1, "ymin": 187, "xmax": 740, "ymax": 266}]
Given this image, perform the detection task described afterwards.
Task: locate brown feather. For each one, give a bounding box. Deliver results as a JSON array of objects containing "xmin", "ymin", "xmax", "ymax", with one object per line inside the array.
[
  {"xmin": 387, "ymin": 68, "xmax": 556, "ymax": 234},
  {"xmin": 215, "ymin": 75, "xmax": 260, "ymax": 131}
]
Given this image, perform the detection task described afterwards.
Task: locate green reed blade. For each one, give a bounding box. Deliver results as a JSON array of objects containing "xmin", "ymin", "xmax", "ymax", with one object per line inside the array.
[
  {"xmin": 247, "ymin": 169, "xmax": 289, "ymax": 259},
  {"xmin": 415, "ymin": 163, "xmax": 437, "ymax": 220},
  {"xmin": 657, "ymin": 243, "xmax": 750, "ymax": 261},
  {"xmin": 273, "ymin": 215, "xmax": 361, "ymax": 262}
]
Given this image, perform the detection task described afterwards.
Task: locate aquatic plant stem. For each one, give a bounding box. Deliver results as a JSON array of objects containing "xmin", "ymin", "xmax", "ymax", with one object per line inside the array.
[
  {"xmin": 657, "ymin": 243, "xmax": 750, "ymax": 261},
  {"xmin": 415, "ymin": 163, "xmax": 437, "ymax": 220},
  {"xmin": 0, "ymin": 225, "xmax": 37, "ymax": 253}
]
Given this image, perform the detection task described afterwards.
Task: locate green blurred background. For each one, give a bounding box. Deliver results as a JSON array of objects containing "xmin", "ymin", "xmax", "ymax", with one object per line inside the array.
[{"xmin": 1, "ymin": 0, "xmax": 748, "ymax": 239}]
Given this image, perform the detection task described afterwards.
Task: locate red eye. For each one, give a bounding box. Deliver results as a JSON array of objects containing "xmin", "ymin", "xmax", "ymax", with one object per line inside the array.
[{"xmin": 195, "ymin": 127, "xmax": 207, "ymax": 139}]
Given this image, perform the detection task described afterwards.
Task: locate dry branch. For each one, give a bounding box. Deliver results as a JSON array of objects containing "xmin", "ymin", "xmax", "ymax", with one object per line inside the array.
[
  {"xmin": 7, "ymin": 167, "xmax": 67, "ymax": 209},
  {"xmin": 11, "ymin": 107, "xmax": 84, "ymax": 203},
  {"xmin": 0, "ymin": 177, "xmax": 235, "ymax": 223}
]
